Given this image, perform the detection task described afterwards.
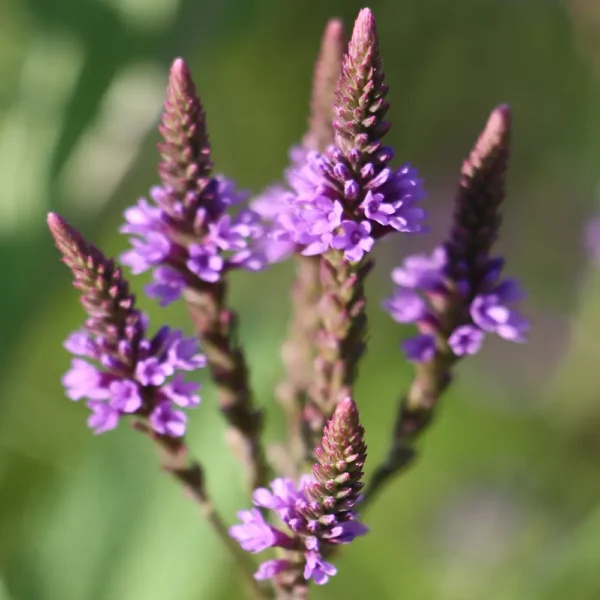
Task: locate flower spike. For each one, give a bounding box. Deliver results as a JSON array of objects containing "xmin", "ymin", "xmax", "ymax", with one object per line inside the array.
[
  {"xmin": 230, "ymin": 397, "xmax": 368, "ymax": 590},
  {"xmin": 368, "ymin": 105, "xmax": 529, "ymax": 503},
  {"xmin": 47, "ymin": 213, "xmax": 205, "ymax": 436}
]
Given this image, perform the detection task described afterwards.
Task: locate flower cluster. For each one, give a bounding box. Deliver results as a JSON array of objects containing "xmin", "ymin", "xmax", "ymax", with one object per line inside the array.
[
  {"xmin": 45, "ymin": 7, "xmax": 534, "ymax": 598},
  {"xmin": 254, "ymin": 9, "xmax": 427, "ymax": 265},
  {"xmin": 48, "ymin": 212, "xmax": 206, "ymax": 436},
  {"xmin": 265, "ymin": 147, "xmax": 426, "ymax": 262},
  {"xmin": 229, "ymin": 397, "xmax": 368, "ymax": 585},
  {"xmin": 64, "ymin": 323, "xmax": 205, "ymax": 435},
  {"xmin": 383, "ymin": 246, "xmax": 529, "ymax": 362},
  {"xmin": 383, "ymin": 105, "xmax": 529, "ymax": 362},
  {"xmin": 120, "ymin": 59, "xmax": 269, "ymax": 307}
]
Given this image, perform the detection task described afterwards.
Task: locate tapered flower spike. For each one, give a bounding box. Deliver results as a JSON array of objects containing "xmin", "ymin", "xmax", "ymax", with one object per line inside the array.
[
  {"xmin": 332, "ymin": 7, "xmax": 389, "ymax": 161},
  {"xmin": 257, "ymin": 9, "xmax": 426, "ymax": 463},
  {"xmin": 445, "ymin": 104, "xmax": 510, "ymax": 283},
  {"xmin": 305, "ymin": 396, "xmax": 366, "ymax": 512},
  {"xmin": 272, "ymin": 19, "xmax": 347, "ymax": 473},
  {"xmin": 367, "ymin": 105, "xmax": 529, "ymax": 504},
  {"xmin": 119, "ymin": 58, "xmax": 270, "ymax": 490},
  {"xmin": 229, "ymin": 397, "xmax": 368, "ymax": 591},
  {"xmin": 157, "ymin": 58, "xmax": 213, "ymax": 210},
  {"xmin": 303, "ymin": 18, "xmax": 347, "ymax": 152},
  {"xmin": 47, "ymin": 213, "xmax": 139, "ymax": 342},
  {"xmin": 48, "ymin": 213, "xmax": 268, "ymax": 599},
  {"xmin": 48, "ymin": 212, "xmax": 206, "ymax": 436}
]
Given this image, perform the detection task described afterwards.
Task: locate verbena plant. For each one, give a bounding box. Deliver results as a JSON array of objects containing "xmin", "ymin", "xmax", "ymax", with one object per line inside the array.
[{"xmin": 47, "ymin": 8, "xmax": 528, "ymax": 599}]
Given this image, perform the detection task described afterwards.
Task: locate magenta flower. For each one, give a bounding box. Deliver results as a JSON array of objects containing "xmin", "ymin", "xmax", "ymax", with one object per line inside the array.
[
  {"xmin": 331, "ymin": 221, "xmax": 374, "ymax": 262},
  {"xmin": 402, "ymin": 334, "xmax": 436, "ymax": 363},
  {"xmin": 229, "ymin": 397, "xmax": 368, "ymax": 586},
  {"xmin": 48, "ymin": 213, "xmax": 205, "ymax": 437},
  {"xmin": 119, "ymin": 59, "xmax": 269, "ymax": 307}
]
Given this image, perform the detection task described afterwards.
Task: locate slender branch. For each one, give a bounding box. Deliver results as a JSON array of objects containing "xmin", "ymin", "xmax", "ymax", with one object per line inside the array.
[
  {"xmin": 362, "ymin": 355, "xmax": 454, "ymax": 506},
  {"xmin": 276, "ymin": 255, "xmax": 321, "ymax": 471},
  {"xmin": 275, "ymin": 19, "xmax": 346, "ymax": 474},
  {"xmin": 364, "ymin": 105, "xmax": 516, "ymax": 506},
  {"xmin": 185, "ymin": 282, "xmax": 270, "ymax": 491}
]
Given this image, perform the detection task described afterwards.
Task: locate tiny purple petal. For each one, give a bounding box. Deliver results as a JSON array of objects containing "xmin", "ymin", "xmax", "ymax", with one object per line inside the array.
[
  {"xmin": 186, "ymin": 244, "xmax": 224, "ymax": 283},
  {"xmin": 63, "ymin": 359, "xmax": 109, "ymax": 401},
  {"xmin": 87, "ymin": 400, "xmax": 120, "ymax": 434},
  {"xmin": 402, "ymin": 334, "xmax": 437, "ymax": 363},
  {"xmin": 145, "ymin": 266, "xmax": 186, "ymax": 307},
  {"xmin": 149, "ymin": 402, "xmax": 187, "ymax": 437},
  {"xmin": 304, "ymin": 551, "xmax": 337, "ymax": 585},
  {"xmin": 331, "ymin": 220, "xmax": 374, "ymax": 262},
  {"xmin": 382, "ymin": 289, "xmax": 426, "ymax": 324},
  {"xmin": 391, "ymin": 247, "xmax": 445, "ymax": 289},
  {"xmin": 254, "ymin": 559, "xmax": 291, "ymax": 581},
  {"xmin": 322, "ymin": 520, "xmax": 370, "ymax": 543},
  {"xmin": 135, "ymin": 357, "xmax": 174, "ymax": 386},
  {"xmin": 120, "ymin": 198, "xmax": 163, "ymax": 235},
  {"xmin": 167, "ymin": 336, "xmax": 206, "ymax": 371},
  {"xmin": 64, "ymin": 331, "xmax": 97, "ymax": 358},
  {"xmin": 448, "ymin": 325, "xmax": 484, "ymax": 356},
  {"xmin": 120, "ymin": 232, "xmax": 171, "ymax": 275},
  {"xmin": 162, "ymin": 373, "xmax": 201, "ymax": 408},
  {"xmin": 108, "ymin": 379, "xmax": 142, "ymax": 413}
]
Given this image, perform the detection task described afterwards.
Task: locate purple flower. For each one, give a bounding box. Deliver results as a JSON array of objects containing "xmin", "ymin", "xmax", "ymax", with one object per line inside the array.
[
  {"xmin": 331, "ymin": 221, "xmax": 374, "ymax": 262},
  {"xmin": 63, "ymin": 359, "xmax": 109, "ymax": 401},
  {"xmin": 269, "ymin": 150, "xmax": 427, "ymax": 260},
  {"xmin": 471, "ymin": 280, "xmax": 528, "ymax": 342},
  {"xmin": 381, "ymin": 289, "xmax": 426, "ymax": 324},
  {"xmin": 162, "ymin": 374, "xmax": 201, "ymax": 407},
  {"xmin": 121, "ymin": 198, "xmax": 163, "ymax": 235},
  {"xmin": 135, "ymin": 357, "xmax": 173, "ymax": 387},
  {"xmin": 251, "ymin": 185, "xmax": 295, "ymax": 220},
  {"xmin": 402, "ymin": 334, "xmax": 437, "ymax": 363},
  {"xmin": 64, "ymin": 331, "xmax": 97, "ymax": 358},
  {"xmin": 87, "ymin": 400, "xmax": 120, "ymax": 434},
  {"xmin": 50, "ymin": 200, "xmax": 206, "ymax": 440},
  {"xmin": 391, "ymin": 248, "xmax": 446, "ymax": 289},
  {"xmin": 186, "ymin": 244, "xmax": 224, "ymax": 283},
  {"xmin": 145, "ymin": 266, "xmax": 186, "ymax": 307},
  {"xmin": 304, "ymin": 551, "xmax": 337, "ymax": 585},
  {"xmin": 252, "ymin": 477, "xmax": 305, "ymax": 516},
  {"xmin": 120, "ymin": 232, "xmax": 171, "ymax": 275},
  {"xmin": 448, "ymin": 325, "xmax": 484, "ymax": 356},
  {"xmin": 208, "ymin": 215, "xmax": 248, "ymax": 251},
  {"xmin": 109, "ymin": 379, "xmax": 142, "ymax": 413},
  {"xmin": 360, "ymin": 191, "xmax": 395, "ymax": 225},
  {"xmin": 63, "ymin": 325, "xmax": 205, "ymax": 436},
  {"xmin": 118, "ymin": 62, "xmax": 271, "ymax": 308},
  {"xmin": 167, "ymin": 336, "xmax": 207, "ymax": 371},
  {"xmin": 384, "ymin": 244, "xmax": 529, "ymax": 361},
  {"xmin": 229, "ymin": 509, "xmax": 292, "ymax": 553},
  {"xmin": 254, "ymin": 559, "xmax": 291, "ymax": 581},
  {"xmin": 149, "ymin": 402, "xmax": 187, "ymax": 437},
  {"xmin": 230, "ymin": 398, "xmax": 368, "ymax": 586}
]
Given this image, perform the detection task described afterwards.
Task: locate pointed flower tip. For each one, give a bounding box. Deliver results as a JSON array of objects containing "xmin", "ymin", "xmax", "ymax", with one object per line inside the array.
[
  {"xmin": 351, "ymin": 7, "xmax": 376, "ymax": 45},
  {"xmin": 335, "ymin": 396, "xmax": 358, "ymax": 417},
  {"xmin": 485, "ymin": 104, "xmax": 512, "ymax": 140},
  {"xmin": 324, "ymin": 17, "xmax": 345, "ymax": 41},
  {"xmin": 170, "ymin": 57, "xmax": 190, "ymax": 80},
  {"xmin": 47, "ymin": 211, "xmax": 62, "ymax": 232},
  {"xmin": 464, "ymin": 104, "xmax": 511, "ymax": 177},
  {"xmin": 46, "ymin": 212, "xmax": 79, "ymax": 250}
]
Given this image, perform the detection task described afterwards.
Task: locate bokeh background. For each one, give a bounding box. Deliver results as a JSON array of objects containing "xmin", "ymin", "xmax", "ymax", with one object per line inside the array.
[{"xmin": 2, "ymin": 0, "xmax": 600, "ymax": 598}]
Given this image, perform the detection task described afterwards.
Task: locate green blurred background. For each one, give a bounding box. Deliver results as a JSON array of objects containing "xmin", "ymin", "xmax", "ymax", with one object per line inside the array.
[{"xmin": 2, "ymin": 0, "xmax": 600, "ymax": 598}]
